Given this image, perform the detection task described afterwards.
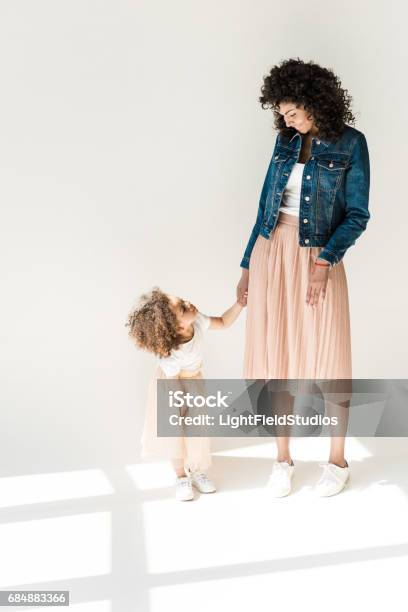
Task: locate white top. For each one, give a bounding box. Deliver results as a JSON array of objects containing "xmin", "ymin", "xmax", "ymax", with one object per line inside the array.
[
  {"xmin": 158, "ymin": 312, "xmax": 211, "ymax": 377},
  {"xmin": 278, "ymin": 162, "xmax": 305, "ymax": 216}
]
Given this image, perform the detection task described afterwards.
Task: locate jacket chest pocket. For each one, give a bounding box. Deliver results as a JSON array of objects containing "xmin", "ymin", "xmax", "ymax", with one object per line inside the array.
[
  {"xmin": 317, "ymin": 158, "xmax": 348, "ymax": 193},
  {"xmin": 272, "ymin": 151, "xmax": 289, "ymax": 168},
  {"xmin": 267, "ymin": 151, "xmax": 290, "ymax": 194}
]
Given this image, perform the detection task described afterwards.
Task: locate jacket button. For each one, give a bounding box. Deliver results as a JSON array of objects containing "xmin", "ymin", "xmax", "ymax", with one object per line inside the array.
[
  {"xmin": 304, "ymin": 239, "xmax": 310, "ymax": 244},
  {"xmin": 329, "ymin": 162, "xmax": 334, "ymax": 168},
  {"xmin": 305, "ymin": 196, "xmax": 310, "ymax": 201},
  {"xmin": 303, "ymin": 218, "xmax": 308, "ymax": 223},
  {"xmin": 275, "ymin": 155, "xmax": 279, "ymax": 159},
  {"xmin": 316, "ymin": 140, "xmax": 321, "ymax": 145},
  {"xmin": 306, "ymin": 175, "xmax": 311, "ymax": 180}
]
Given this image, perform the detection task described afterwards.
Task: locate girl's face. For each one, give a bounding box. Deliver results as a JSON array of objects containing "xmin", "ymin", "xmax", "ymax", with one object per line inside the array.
[
  {"xmin": 278, "ymin": 101, "xmax": 317, "ymax": 135},
  {"xmin": 168, "ymin": 294, "xmax": 198, "ymax": 327}
]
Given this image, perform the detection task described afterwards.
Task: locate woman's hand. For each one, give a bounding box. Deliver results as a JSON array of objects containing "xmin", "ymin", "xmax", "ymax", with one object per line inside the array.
[
  {"xmin": 306, "ymin": 260, "xmax": 330, "ymax": 307},
  {"xmin": 237, "ymin": 269, "xmax": 249, "ymax": 306}
]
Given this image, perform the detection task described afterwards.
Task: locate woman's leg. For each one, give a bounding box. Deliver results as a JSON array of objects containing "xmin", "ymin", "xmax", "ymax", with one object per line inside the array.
[
  {"xmin": 273, "ymin": 390, "xmax": 295, "ymax": 464},
  {"xmin": 326, "ymin": 397, "xmax": 350, "ymax": 467}
]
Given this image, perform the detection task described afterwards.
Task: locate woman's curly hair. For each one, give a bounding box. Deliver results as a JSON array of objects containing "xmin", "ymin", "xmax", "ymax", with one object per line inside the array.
[
  {"xmin": 125, "ymin": 287, "xmax": 183, "ymax": 358},
  {"xmin": 259, "ymin": 58, "xmax": 355, "ymax": 141}
]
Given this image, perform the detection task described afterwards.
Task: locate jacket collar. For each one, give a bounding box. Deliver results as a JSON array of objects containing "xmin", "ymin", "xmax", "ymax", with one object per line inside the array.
[{"xmin": 288, "ymin": 130, "xmax": 330, "ymax": 148}]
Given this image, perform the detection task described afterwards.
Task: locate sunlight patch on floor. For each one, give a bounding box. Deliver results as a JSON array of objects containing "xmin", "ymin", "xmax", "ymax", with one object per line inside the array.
[
  {"xmin": 148, "ymin": 555, "xmax": 407, "ymax": 612},
  {"xmin": 0, "ymin": 513, "xmax": 111, "ymax": 587},
  {"xmin": 142, "ymin": 477, "xmax": 408, "ymax": 574},
  {"xmin": 126, "ymin": 461, "xmax": 175, "ymax": 490},
  {"xmin": 0, "ymin": 470, "xmax": 114, "ymax": 508}
]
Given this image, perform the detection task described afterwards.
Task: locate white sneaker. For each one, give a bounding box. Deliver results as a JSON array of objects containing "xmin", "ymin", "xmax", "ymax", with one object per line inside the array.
[
  {"xmin": 267, "ymin": 460, "xmax": 295, "ymax": 497},
  {"xmin": 315, "ymin": 461, "xmax": 349, "ymax": 496},
  {"xmin": 188, "ymin": 471, "xmax": 216, "ymax": 493},
  {"xmin": 175, "ymin": 476, "xmax": 194, "ymax": 501}
]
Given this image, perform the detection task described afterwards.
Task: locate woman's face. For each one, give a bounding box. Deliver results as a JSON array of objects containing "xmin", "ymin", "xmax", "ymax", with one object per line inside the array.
[
  {"xmin": 278, "ymin": 102, "xmax": 317, "ymax": 135},
  {"xmin": 168, "ymin": 294, "xmax": 198, "ymax": 327}
]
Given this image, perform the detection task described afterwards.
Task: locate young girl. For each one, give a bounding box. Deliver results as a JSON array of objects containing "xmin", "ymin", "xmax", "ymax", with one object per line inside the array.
[{"xmin": 125, "ymin": 286, "xmax": 244, "ymax": 501}]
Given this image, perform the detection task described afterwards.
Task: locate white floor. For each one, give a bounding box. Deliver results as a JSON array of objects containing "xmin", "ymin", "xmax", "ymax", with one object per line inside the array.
[{"xmin": 1, "ymin": 437, "xmax": 407, "ymax": 612}]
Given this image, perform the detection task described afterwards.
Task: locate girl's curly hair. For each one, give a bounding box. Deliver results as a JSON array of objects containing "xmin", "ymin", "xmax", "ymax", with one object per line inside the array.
[
  {"xmin": 259, "ymin": 57, "xmax": 355, "ymax": 141},
  {"xmin": 125, "ymin": 287, "xmax": 184, "ymax": 358}
]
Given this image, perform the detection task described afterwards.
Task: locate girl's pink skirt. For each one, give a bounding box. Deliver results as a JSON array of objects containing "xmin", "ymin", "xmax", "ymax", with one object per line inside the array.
[
  {"xmin": 243, "ymin": 211, "xmax": 352, "ymax": 389},
  {"xmin": 140, "ymin": 364, "xmax": 212, "ymax": 472}
]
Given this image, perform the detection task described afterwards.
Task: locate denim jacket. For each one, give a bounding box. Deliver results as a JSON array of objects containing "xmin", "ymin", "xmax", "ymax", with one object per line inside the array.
[{"xmin": 240, "ymin": 125, "xmax": 370, "ymax": 269}]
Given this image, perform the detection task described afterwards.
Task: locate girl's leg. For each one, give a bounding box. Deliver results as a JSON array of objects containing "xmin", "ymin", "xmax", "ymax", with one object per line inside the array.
[
  {"xmin": 184, "ymin": 436, "xmax": 216, "ymax": 493},
  {"xmin": 183, "ymin": 436, "xmax": 212, "ymax": 474},
  {"xmin": 180, "ymin": 375, "xmax": 212, "ymax": 474},
  {"xmin": 172, "ymin": 455, "xmax": 195, "ymax": 501},
  {"xmin": 171, "ymin": 458, "xmax": 186, "ymax": 478}
]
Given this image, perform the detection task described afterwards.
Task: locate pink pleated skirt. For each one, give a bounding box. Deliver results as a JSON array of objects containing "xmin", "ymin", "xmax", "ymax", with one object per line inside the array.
[
  {"xmin": 243, "ymin": 211, "xmax": 352, "ymax": 385},
  {"xmin": 140, "ymin": 364, "xmax": 212, "ymax": 472}
]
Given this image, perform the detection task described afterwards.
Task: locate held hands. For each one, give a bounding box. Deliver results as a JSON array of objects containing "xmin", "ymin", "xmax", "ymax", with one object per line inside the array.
[
  {"xmin": 237, "ymin": 269, "xmax": 249, "ymax": 307},
  {"xmin": 306, "ymin": 259, "xmax": 330, "ymax": 308}
]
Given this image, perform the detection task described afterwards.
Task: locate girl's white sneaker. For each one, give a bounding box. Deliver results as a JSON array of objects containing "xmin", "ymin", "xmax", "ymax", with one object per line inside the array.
[
  {"xmin": 188, "ymin": 471, "xmax": 216, "ymax": 493},
  {"xmin": 176, "ymin": 476, "xmax": 194, "ymax": 501},
  {"xmin": 315, "ymin": 462, "xmax": 349, "ymax": 496},
  {"xmin": 267, "ymin": 460, "xmax": 295, "ymax": 497}
]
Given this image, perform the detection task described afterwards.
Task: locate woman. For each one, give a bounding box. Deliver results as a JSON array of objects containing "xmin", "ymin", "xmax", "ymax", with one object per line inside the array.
[{"xmin": 236, "ymin": 58, "xmax": 370, "ymax": 497}]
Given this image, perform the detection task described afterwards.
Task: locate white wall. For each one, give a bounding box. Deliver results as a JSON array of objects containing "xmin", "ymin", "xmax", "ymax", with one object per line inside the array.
[{"xmin": 1, "ymin": 0, "xmax": 406, "ymax": 472}]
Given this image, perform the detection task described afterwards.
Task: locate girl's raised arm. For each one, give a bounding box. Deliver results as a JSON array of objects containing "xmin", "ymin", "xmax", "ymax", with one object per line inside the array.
[{"xmin": 208, "ymin": 301, "xmax": 243, "ymax": 330}]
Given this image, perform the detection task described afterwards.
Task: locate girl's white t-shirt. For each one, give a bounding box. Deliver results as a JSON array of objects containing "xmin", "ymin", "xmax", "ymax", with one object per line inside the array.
[{"xmin": 158, "ymin": 312, "xmax": 211, "ymax": 377}]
